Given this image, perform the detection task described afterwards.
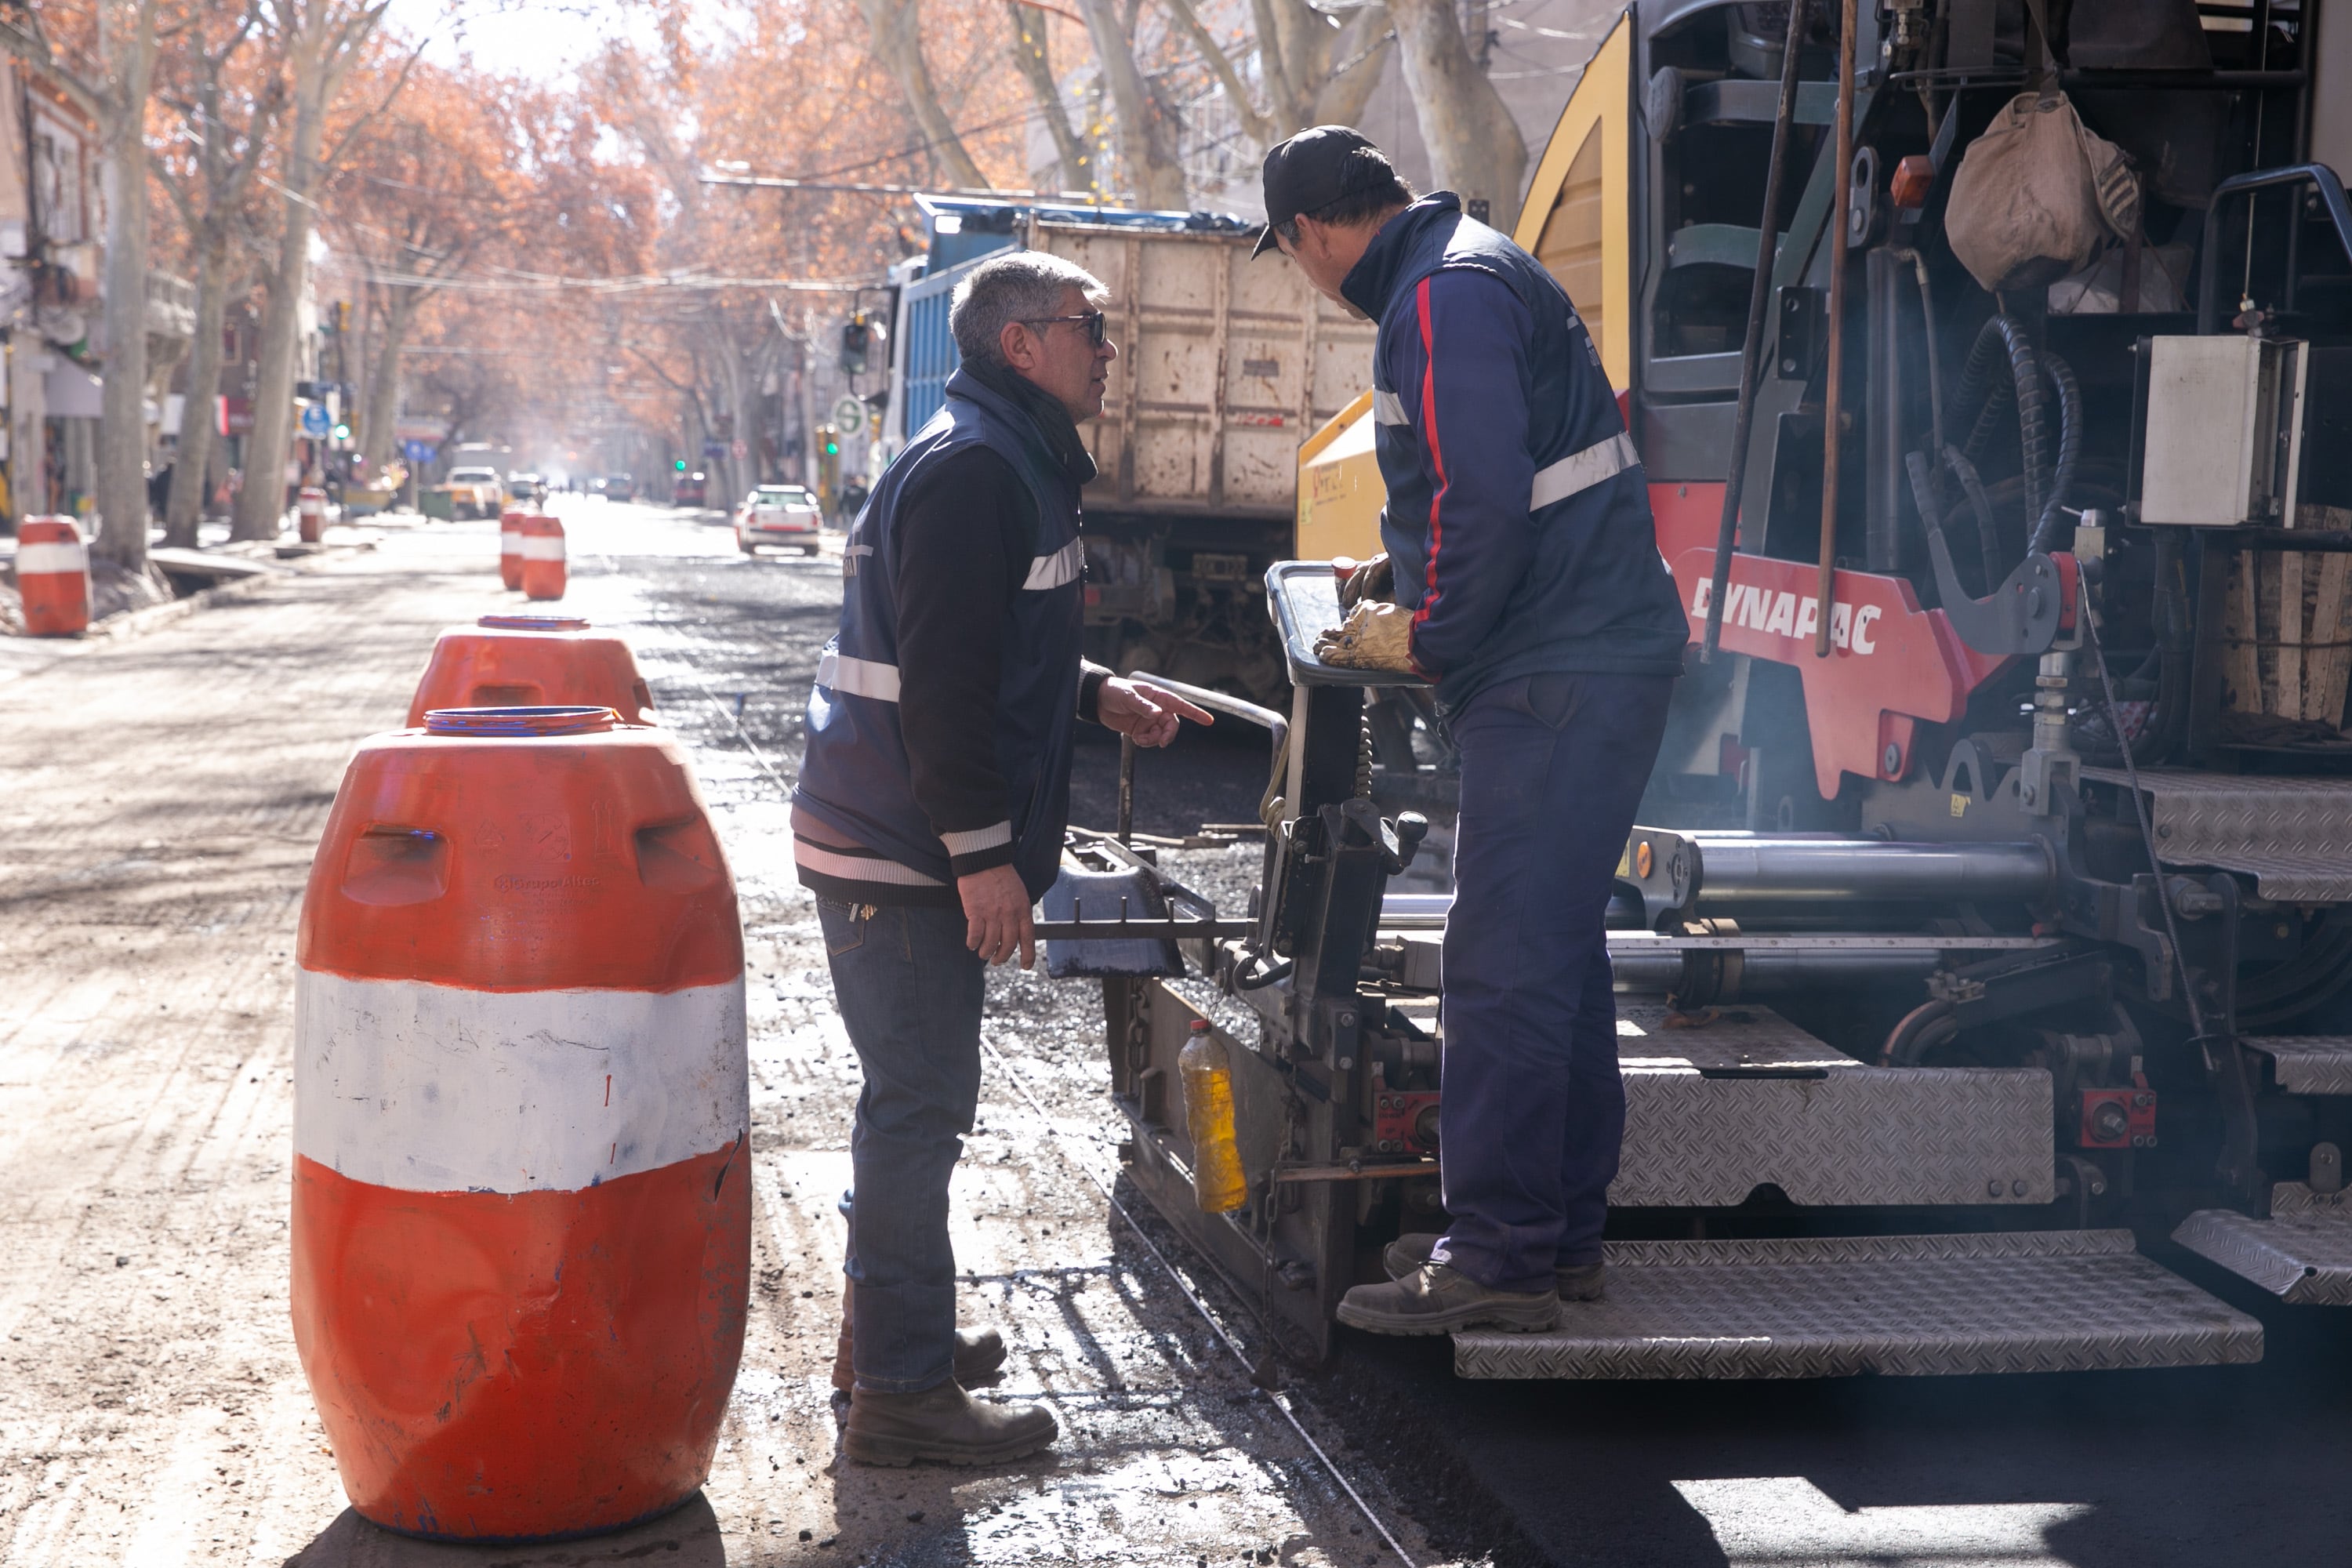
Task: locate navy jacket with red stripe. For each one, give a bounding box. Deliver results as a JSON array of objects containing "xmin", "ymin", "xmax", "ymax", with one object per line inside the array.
[{"xmin": 1343, "ymin": 192, "xmax": 1689, "ymax": 710}]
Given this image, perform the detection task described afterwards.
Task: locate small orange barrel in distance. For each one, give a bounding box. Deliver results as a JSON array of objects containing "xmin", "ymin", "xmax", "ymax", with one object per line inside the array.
[
  {"xmin": 16, "ymin": 516, "xmax": 91, "ymax": 636},
  {"xmin": 292, "ymin": 706, "xmax": 748, "ymax": 1541},
  {"xmin": 297, "ymin": 485, "xmax": 328, "ymax": 543},
  {"xmin": 405, "ymin": 615, "xmax": 657, "ymax": 727},
  {"xmin": 498, "ymin": 508, "xmax": 527, "ymax": 590},
  {"xmin": 520, "ymin": 514, "xmax": 565, "ymax": 600}
]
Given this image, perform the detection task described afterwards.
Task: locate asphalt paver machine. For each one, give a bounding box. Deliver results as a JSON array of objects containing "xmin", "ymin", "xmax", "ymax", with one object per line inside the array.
[{"xmin": 1046, "ymin": 0, "xmax": 2352, "ymax": 1377}]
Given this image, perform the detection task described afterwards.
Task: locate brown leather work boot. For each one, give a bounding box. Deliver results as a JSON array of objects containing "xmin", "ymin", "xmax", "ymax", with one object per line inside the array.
[
  {"xmin": 1381, "ymin": 1232, "xmax": 1606, "ymax": 1301},
  {"xmin": 1337, "ymin": 1261, "xmax": 1559, "ymax": 1335},
  {"xmin": 843, "ymin": 1380, "xmax": 1058, "ymax": 1467},
  {"xmin": 830, "ymin": 1280, "xmax": 1010, "ymax": 1393}
]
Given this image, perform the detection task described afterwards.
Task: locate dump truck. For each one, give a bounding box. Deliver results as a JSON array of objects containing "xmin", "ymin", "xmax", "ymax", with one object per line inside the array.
[
  {"xmin": 1047, "ymin": 0, "xmax": 2352, "ymax": 1380},
  {"xmin": 887, "ymin": 198, "xmax": 1376, "ymax": 697}
]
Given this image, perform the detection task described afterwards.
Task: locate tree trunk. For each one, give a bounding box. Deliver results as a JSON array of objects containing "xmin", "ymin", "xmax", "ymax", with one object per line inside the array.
[
  {"xmin": 1309, "ymin": 5, "xmax": 1393, "ymax": 129},
  {"xmin": 1387, "ymin": 0, "xmax": 1526, "ymax": 216},
  {"xmin": 93, "ymin": 0, "xmax": 161, "ymax": 572},
  {"xmin": 164, "ymin": 238, "xmax": 234, "ymax": 547},
  {"xmin": 1076, "ymin": 0, "xmax": 1189, "ymax": 209},
  {"xmin": 1006, "ymin": 2, "xmax": 1097, "ymax": 194},
  {"xmin": 855, "ymin": 0, "xmax": 991, "ymax": 192},
  {"xmin": 233, "ymin": 79, "xmax": 329, "ymax": 542},
  {"xmin": 360, "ymin": 285, "xmax": 424, "ymax": 476}
]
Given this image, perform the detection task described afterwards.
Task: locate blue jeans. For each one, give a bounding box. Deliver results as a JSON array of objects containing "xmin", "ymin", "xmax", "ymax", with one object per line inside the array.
[
  {"xmin": 816, "ymin": 898, "xmax": 984, "ymax": 1392},
  {"xmin": 1435, "ymin": 671, "xmax": 1675, "ymax": 1293}
]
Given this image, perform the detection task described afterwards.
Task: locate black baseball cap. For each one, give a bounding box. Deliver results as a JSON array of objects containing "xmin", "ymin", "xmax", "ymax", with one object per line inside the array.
[{"xmin": 1252, "ymin": 125, "xmax": 1394, "ymax": 258}]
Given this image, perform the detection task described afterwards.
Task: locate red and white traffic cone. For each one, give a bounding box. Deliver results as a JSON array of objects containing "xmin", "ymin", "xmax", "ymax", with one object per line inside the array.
[
  {"xmin": 499, "ymin": 508, "xmax": 526, "ymax": 590},
  {"xmin": 520, "ymin": 514, "xmax": 566, "ymax": 600},
  {"xmin": 297, "ymin": 485, "xmax": 328, "ymax": 544},
  {"xmin": 405, "ymin": 615, "xmax": 657, "ymax": 726},
  {"xmin": 291, "ymin": 706, "xmax": 748, "ymax": 1541},
  {"xmin": 16, "ymin": 517, "xmax": 91, "ymax": 637}
]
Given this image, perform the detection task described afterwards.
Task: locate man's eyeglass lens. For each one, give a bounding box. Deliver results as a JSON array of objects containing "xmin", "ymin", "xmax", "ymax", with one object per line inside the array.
[{"xmin": 1025, "ymin": 312, "xmax": 1106, "ymax": 347}]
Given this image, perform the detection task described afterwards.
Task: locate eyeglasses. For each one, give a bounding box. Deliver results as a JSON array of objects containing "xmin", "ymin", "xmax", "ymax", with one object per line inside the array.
[{"xmin": 1021, "ymin": 310, "xmax": 1108, "ymax": 347}]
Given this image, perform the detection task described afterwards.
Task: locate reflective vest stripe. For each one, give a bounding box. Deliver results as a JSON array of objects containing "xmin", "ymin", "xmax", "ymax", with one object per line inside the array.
[
  {"xmin": 1530, "ymin": 430, "xmax": 1640, "ymax": 513},
  {"xmin": 790, "ymin": 837, "xmax": 946, "ymax": 887},
  {"xmin": 1022, "ymin": 536, "xmax": 1083, "ymax": 592},
  {"xmin": 16, "ymin": 542, "xmax": 89, "ymax": 574},
  {"xmin": 816, "ymin": 648, "xmax": 902, "ymax": 702},
  {"xmin": 1373, "ymin": 389, "xmax": 1410, "ymax": 426}
]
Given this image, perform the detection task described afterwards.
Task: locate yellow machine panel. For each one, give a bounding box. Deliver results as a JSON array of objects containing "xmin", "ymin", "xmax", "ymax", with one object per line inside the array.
[{"xmin": 1290, "ymin": 11, "xmax": 1635, "ymax": 564}]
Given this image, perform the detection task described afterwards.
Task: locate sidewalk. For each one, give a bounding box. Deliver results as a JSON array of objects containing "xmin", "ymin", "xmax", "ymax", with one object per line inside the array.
[{"xmin": 0, "ymin": 528, "xmax": 1430, "ymax": 1566}]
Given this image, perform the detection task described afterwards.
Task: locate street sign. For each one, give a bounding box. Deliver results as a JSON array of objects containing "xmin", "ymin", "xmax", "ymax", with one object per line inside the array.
[
  {"xmin": 731, "ymin": 438, "xmax": 747, "ymax": 459},
  {"xmin": 832, "ymin": 397, "xmax": 866, "ymax": 429},
  {"xmin": 299, "ymin": 403, "xmax": 331, "ymax": 439},
  {"xmin": 401, "ymin": 439, "xmax": 435, "ymax": 463},
  {"xmin": 702, "ymin": 440, "xmax": 726, "ymax": 459}
]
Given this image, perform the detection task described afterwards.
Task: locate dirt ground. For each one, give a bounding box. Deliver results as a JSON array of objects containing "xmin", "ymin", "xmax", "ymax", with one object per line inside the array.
[{"xmin": 0, "ymin": 517, "xmax": 1441, "ymax": 1568}]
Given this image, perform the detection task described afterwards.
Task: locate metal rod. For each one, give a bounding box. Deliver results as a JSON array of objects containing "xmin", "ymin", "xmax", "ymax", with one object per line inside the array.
[
  {"xmin": 1703, "ymin": 0, "xmax": 1810, "ymax": 663},
  {"xmin": 1118, "ymin": 735, "xmax": 1137, "ymax": 844},
  {"xmin": 1815, "ymin": 0, "xmax": 1860, "ymax": 657},
  {"xmin": 1033, "ymin": 916, "xmax": 1258, "ymax": 940}
]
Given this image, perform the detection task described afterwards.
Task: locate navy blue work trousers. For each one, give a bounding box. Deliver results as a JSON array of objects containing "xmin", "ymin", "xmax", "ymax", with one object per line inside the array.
[
  {"xmin": 817, "ymin": 898, "xmax": 985, "ymax": 1392},
  {"xmin": 1434, "ymin": 670, "xmax": 1675, "ymax": 1293}
]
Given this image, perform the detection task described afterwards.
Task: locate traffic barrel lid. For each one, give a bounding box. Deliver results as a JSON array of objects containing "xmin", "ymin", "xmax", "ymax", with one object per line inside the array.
[{"xmin": 477, "ymin": 614, "xmax": 590, "ymax": 632}]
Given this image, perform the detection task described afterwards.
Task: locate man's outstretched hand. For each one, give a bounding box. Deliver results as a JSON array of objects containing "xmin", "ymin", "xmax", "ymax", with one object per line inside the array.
[
  {"xmin": 959, "ymin": 862, "xmax": 1035, "ymax": 968},
  {"xmin": 1097, "ymin": 677, "xmax": 1215, "ymax": 749}
]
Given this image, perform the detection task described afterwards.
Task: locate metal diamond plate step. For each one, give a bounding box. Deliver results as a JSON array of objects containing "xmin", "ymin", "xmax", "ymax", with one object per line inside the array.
[
  {"xmin": 2244, "ymin": 1036, "xmax": 2352, "ymax": 1094},
  {"xmin": 1612, "ymin": 1000, "xmax": 2053, "ymax": 1207},
  {"xmin": 2082, "ymin": 767, "xmax": 2352, "ymax": 901},
  {"xmin": 1452, "ymin": 1230, "xmax": 2263, "ymax": 1379},
  {"xmin": 2173, "ymin": 1183, "xmax": 2352, "ymax": 1304}
]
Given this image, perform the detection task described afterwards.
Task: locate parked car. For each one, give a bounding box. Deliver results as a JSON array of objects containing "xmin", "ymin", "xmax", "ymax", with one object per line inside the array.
[
  {"xmin": 505, "ymin": 471, "xmax": 546, "ymax": 504},
  {"xmin": 591, "ymin": 473, "xmax": 636, "ymax": 503},
  {"xmin": 735, "ymin": 484, "xmax": 823, "ymax": 557},
  {"xmin": 673, "ymin": 470, "xmax": 708, "ymax": 508},
  {"xmin": 437, "ymin": 466, "xmax": 504, "ymax": 520}
]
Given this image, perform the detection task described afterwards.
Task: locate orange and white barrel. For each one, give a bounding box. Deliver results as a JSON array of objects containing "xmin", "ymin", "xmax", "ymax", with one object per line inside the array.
[
  {"xmin": 498, "ymin": 508, "xmax": 527, "ymax": 590},
  {"xmin": 292, "ymin": 706, "xmax": 748, "ymax": 1541},
  {"xmin": 16, "ymin": 517, "xmax": 91, "ymax": 637},
  {"xmin": 297, "ymin": 485, "xmax": 328, "ymax": 544},
  {"xmin": 520, "ymin": 514, "xmax": 566, "ymax": 601},
  {"xmin": 404, "ymin": 615, "xmax": 657, "ymax": 726}
]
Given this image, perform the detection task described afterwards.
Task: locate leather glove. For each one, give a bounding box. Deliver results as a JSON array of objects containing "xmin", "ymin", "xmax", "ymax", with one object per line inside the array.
[
  {"xmin": 1334, "ymin": 552, "xmax": 1394, "ymax": 611},
  {"xmin": 1314, "ymin": 601, "xmax": 1417, "ymax": 673}
]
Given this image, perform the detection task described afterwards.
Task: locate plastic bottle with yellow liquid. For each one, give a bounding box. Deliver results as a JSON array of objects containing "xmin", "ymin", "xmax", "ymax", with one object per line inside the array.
[{"xmin": 1178, "ymin": 1019, "xmax": 1248, "ymax": 1213}]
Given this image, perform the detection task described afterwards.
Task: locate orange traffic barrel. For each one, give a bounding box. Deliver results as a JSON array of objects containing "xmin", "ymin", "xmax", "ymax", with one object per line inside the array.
[
  {"xmin": 404, "ymin": 615, "xmax": 656, "ymax": 727},
  {"xmin": 298, "ymin": 485, "xmax": 328, "ymax": 543},
  {"xmin": 291, "ymin": 706, "xmax": 748, "ymax": 1541},
  {"xmin": 16, "ymin": 517, "xmax": 91, "ymax": 636},
  {"xmin": 520, "ymin": 514, "xmax": 565, "ymax": 600},
  {"xmin": 498, "ymin": 508, "xmax": 526, "ymax": 590}
]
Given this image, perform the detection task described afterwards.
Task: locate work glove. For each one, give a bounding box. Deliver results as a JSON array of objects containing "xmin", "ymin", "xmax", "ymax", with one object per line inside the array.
[
  {"xmin": 1315, "ymin": 601, "xmax": 1418, "ymax": 673},
  {"xmin": 1333, "ymin": 552, "xmax": 1394, "ymax": 611}
]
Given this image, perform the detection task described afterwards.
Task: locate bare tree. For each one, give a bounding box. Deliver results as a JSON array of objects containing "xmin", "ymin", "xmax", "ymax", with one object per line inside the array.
[
  {"xmin": 89, "ymin": 0, "xmax": 164, "ymax": 570},
  {"xmin": 1006, "ymin": 2, "xmax": 1094, "ymax": 195},
  {"xmin": 233, "ymin": 0, "xmax": 403, "ymax": 543},
  {"xmin": 1385, "ymin": 0, "xmax": 1525, "ymax": 212},
  {"xmin": 854, "ymin": 0, "xmax": 992, "ymax": 192},
  {"xmin": 1076, "ymin": 0, "xmax": 1186, "ymax": 208},
  {"xmin": 156, "ymin": 3, "xmax": 283, "ymax": 548}
]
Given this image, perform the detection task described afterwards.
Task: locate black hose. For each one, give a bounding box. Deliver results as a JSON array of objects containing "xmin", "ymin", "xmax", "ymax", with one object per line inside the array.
[
  {"xmin": 1943, "ymin": 445, "xmax": 2005, "ymax": 593},
  {"xmin": 2032, "ymin": 353, "xmax": 2082, "ymax": 554},
  {"xmin": 1952, "ymin": 315, "xmax": 2050, "ymax": 527},
  {"xmin": 1882, "ymin": 997, "xmax": 1959, "ymax": 1066}
]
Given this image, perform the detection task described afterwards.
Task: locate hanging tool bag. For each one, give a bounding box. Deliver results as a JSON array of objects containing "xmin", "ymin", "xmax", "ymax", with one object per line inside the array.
[{"xmin": 1947, "ymin": 91, "xmax": 2142, "ymax": 293}]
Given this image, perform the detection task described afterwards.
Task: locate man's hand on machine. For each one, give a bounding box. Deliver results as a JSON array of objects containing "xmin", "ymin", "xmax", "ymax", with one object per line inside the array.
[
  {"xmin": 1332, "ymin": 552, "xmax": 1394, "ymax": 611},
  {"xmin": 958, "ymin": 863, "xmax": 1035, "ymax": 969},
  {"xmin": 1315, "ymin": 601, "xmax": 1419, "ymax": 673},
  {"xmin": 1098, "ymin": 677, "xmax": 1216, "ymax": 749}
]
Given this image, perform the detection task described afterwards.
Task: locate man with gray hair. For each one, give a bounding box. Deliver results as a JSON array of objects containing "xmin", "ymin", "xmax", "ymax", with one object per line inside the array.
[{"xmin": 794, "ymin": 249, "xmax": 1212, "ymax": 1465}]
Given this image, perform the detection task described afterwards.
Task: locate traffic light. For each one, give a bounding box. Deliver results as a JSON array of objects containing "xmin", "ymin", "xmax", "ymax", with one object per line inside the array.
[
  {"xmin": 673, "ymin": 458, "xmax": 687, "ymax": 472},
  {"xmin": 822, "ymin": 426, "xmax": 840, "ymax": 456},
  {"xmin": 332, "ymin": 421, "xmax": 351, "ymax": 441},
  {"xmin": 840, "ymin": 312, "xmax": 870, "ymax": 376}
]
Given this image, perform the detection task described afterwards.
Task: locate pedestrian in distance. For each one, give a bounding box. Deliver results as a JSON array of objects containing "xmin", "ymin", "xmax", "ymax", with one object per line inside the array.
[
  {"xmin": 1255, "ymin": 128, "xmax": 1690, "ymax": 1334},
  {"xmin": 792, "ymin": 250, "xmax": 1214, "ymax": 1465}
]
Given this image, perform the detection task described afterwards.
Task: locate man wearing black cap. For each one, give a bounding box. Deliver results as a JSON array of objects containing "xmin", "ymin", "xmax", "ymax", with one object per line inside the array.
[{"xmin": 1258, "ymin": 128, "xmax": 1690, "ymax": 1334}]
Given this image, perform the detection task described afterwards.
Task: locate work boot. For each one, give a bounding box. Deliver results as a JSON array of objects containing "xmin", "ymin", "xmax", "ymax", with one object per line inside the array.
[
  {"xmin": 1382, "ymin": 1232, "xmax": 1606, "ymax": 1301},
  {"xmin": 830, "ymin": 1282, "xmax": 1010, "ymax": 1394},
  {"xmin": 843, "ymin": 1380, "xmax": 1058, "ymax": 1467},
  {"xmin": 1335, "ymin": 1262, "xmax": 1558, "ymax": 1336}
]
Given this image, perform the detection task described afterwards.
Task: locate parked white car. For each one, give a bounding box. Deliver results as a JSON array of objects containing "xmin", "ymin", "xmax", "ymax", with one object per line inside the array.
[{"xmin": 735, "ymin": 485, "xmax": 822, "ymax": 557}]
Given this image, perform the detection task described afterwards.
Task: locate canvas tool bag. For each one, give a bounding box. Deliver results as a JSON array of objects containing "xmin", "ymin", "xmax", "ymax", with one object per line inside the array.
[{"xmin": 1947, "ymin": 91, "xmax": 2141, "ymax": 293}]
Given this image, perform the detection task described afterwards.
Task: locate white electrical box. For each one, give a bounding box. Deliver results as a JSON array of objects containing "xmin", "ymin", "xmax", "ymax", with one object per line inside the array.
[{"xmin": 2137, "ymin": 334, "xmax": 2307, "ymax": 526}]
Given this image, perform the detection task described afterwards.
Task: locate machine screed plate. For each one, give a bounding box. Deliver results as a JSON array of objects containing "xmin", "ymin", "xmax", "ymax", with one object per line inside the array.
[
  {"xmin": 2082, "ymin": 768, "xmax": 2352, "ymax": 901},
  {"xmin": 2174, "ymin": 1183, "xmax": 2352, "ymax": 1303},
  {"xmin": 1452, "ymin": 1231, "xmax": 2263, "ymax": 1378}
]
